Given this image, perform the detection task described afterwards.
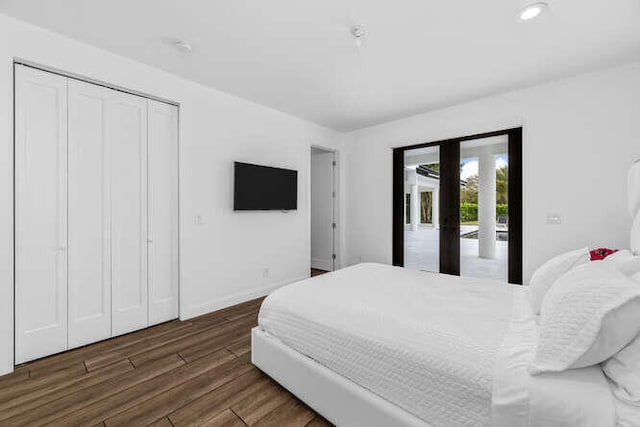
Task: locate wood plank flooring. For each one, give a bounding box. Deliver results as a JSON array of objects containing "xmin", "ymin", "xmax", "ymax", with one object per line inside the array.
[
  {"xmin": 0, "ymin": 297, "xmax": 332, "ymax": 427},
  {"xmin": 310, "ymin": 269, "xmax": 329, "ymax": 277}
]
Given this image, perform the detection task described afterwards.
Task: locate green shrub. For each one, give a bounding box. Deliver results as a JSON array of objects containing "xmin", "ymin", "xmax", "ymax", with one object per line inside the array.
[
  {"xmin": 460, "ymin": 203, "xmax": 478, "ymax": 222},
  {"xmin": 459, "ymin": 203, "xmax": 508, "ymax": 222}
]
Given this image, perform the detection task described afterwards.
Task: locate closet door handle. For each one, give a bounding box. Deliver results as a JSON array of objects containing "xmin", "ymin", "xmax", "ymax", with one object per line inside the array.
[{"xmin": 58, "ymin": 246, "xmax": 67, "ymax": 251}]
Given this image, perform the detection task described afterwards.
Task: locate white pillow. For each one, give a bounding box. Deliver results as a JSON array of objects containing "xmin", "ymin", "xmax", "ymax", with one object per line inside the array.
[
  {"xmin": 528, "ymin": 247, "xmax": 590, "ymax": 314},
  {"xmin": 603, "ymin": 334, "xmax": 640, "ymax": 403},
  {"xmin": 632, "ymin": 215, "xmax": 640, "ymax": 255},
  {"xmin": 603, "ymin": 249, "xmax": 634, "ymax": 267},
  {"xmin": 529, "ymin": 262, "xmax": 640, "ymax": 375},
  {"xmin": 633, "ymin": 272, "xmax": 640, "ymax": 283},
  {"xmin": 621, "ymin": 257, "xmax": 640, "ymax": 277},
  {"xmin": 603, "ymin": 249, "xmax": 640, "ymax": 277}
]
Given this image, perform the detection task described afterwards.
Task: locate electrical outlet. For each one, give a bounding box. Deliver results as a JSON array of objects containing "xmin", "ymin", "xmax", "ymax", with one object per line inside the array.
[
  {"xmin": 194, "ymin": 215, "xmax": 205, "ymax": 226},
  {"xmin": 263, "ymin": 268, "xmax": 269, "ymax": 278}
]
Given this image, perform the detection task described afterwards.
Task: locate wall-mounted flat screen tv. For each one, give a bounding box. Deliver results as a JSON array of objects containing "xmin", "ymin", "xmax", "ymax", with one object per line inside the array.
[{"xmin": 234, "ymin": 162, "xmax": 298, "ymax": 211}]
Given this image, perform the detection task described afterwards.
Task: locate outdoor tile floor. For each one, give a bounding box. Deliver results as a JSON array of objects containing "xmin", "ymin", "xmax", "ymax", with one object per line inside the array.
[{"xmin": 404, "ymin": 225, "xmax": 508, "ymax": 282}]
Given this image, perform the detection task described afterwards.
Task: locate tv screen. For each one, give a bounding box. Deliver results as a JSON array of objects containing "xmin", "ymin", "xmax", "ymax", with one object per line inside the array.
[{"xmin": 234, "ymin": 162, "xmax": 298, "ymax": 211}]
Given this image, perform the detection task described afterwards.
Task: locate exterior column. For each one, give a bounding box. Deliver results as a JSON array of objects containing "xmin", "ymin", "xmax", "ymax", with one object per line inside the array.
[
  {"xmin": 410, "ymin": 183, "xmax": 420, "ymax": 231},
  {"xmin": 432, "ymin": 189, "xmax": 440, "ymax": 230},
  {"xmin": 478, "ymin": 147, "xmax": 496, "ymax": 259}
]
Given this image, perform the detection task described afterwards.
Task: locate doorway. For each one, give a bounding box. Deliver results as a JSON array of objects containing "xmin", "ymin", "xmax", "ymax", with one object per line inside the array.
[
  {"xmin": 311, "ymin": 147, "xmax": 337, "ymax": 274},
  {"xmin": 392, "ymin": 128, "xmax": 522, "ymax": 284}
]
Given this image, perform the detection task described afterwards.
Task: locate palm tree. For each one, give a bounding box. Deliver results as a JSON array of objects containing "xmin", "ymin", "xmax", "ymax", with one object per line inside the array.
[
  {"xmin": 460, "ymin": 175, "xmax": 478, "ymax": 204},
  {"xmin": 496, "ymin": 166, "xmax": 508, "ymax": 204}
]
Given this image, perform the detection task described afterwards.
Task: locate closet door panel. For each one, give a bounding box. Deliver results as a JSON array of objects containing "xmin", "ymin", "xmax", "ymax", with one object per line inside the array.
[
  {"xmin": 148, "ymin": 101, "xmax": 179, "ymax": 325},
  {"xmin": 110, "ymin": 92, "xmax": 149, "ymax": 336},
  {"xmin": 67, "ymin": 80, "xmax": 112, "ymax": 348},
  {"xmin": 15, "ymin": 66, "xmax": 68, "ymax": 363}
]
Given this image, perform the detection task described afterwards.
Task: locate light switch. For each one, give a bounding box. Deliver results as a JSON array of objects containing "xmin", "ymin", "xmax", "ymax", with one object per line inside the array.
[{"xmin": 546, "ymin": 213, "xmax": 562, "ymax": 225}]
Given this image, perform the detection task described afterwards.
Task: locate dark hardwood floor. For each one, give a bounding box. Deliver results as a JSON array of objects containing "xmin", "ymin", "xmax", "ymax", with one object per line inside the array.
[
  {"xmin": 0, "ymin": 298, "xmax": 332, "ymax": 427},
  {"xmin": 310, "ymin": 269, "xmax": 329, "ymax": 277}
]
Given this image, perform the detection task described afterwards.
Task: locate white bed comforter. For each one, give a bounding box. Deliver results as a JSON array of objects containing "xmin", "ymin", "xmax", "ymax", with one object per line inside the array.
[{"xmin": 258, "ymin": 263, "xmax": 617, "ymax": 426}]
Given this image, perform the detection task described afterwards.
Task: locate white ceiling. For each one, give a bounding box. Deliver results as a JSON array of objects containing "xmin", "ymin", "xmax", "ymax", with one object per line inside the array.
[{"xmin": 2, "ymin": 0, "xmax": 639, "ymax": 131}]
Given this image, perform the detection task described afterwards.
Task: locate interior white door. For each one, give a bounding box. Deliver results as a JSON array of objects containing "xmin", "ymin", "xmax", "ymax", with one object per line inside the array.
[
  {"xmin": 110, "ymin": 91, "xmax": 149, "ymax": 336},
  {"xmin": 310, "ymin": 149, "xmax": 335, "ymax": 271},
  {"xmin": 147, "ymin": 100, "xmax": 179, "ymax": 326},
  {"xmin": 15, "ymin": 65, "xmax": 68, "ymax": 364},
  {"xmin": 67, "ymin": 80, "xmax": 112, "ymax": 348}
]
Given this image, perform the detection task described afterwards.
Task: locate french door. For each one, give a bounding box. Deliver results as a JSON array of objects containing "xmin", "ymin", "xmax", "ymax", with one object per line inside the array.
[{"xmin": 392, "ymin": 128, "xmax": 523, "ymax": 284}]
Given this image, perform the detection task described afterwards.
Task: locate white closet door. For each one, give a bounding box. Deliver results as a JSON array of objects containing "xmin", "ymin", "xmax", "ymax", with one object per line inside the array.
[
  {"xmin": 110, "ymin": 91, "xmax": 149, "ymax": 336},
  {"xmin": 67, "ymin": 80, "xmax": 112, "ymax": 348},
  {"xmin": 15, "ymin": 66, "xmax": 68, "ymax": 364},
  {"xmin": 148, "ymin": 101, "xmax": 179, "ymax": 326}
]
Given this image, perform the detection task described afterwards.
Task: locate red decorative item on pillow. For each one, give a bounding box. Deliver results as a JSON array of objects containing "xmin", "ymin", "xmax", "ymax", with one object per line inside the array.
[{"xmin": 590, "ymin": 248, "xmax": 619, "ymax": 261}]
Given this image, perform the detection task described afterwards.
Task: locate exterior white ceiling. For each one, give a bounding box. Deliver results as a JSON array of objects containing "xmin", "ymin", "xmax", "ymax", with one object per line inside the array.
[{"xmin": 2, "ymin": 0, "xmax": 639, "ymax": 131}]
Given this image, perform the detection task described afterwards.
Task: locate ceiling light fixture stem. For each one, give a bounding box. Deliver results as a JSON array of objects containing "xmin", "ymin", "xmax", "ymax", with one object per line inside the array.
[{"xmin": 351, "ymin": 25, "xmax": 365, "ymax": 48}]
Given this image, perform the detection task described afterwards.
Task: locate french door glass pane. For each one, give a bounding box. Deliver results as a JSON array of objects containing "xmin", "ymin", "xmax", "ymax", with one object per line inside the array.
[
  {"xmin": 459, "ymin": 136, "xmax": 509, "ymax": 281},
  {"xmin": 403, "ymin": 146, "xmax": 440, "ymax": 272}
]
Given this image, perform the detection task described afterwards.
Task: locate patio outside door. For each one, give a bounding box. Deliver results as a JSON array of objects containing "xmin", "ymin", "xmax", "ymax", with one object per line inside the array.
[
  {"xmin": 459, "ymin": 137, "xmax": 509, "ymax": 281},
  {"xmin": 392, "ymin": 128, "xmax": 522, "ymax": 284},
  {"xmin": 402, "ymin": 145, "xmax": 441, "ymax": 272}
]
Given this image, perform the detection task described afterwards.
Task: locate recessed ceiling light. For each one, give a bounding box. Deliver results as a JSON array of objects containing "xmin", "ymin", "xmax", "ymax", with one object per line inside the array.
[
  {"xmin": 174, "ymin": 40, "xmax": 193, "ymax": 53},
  {"xmin": 519, "ymin": 2, "xmax": 548, "ymax": 21}
]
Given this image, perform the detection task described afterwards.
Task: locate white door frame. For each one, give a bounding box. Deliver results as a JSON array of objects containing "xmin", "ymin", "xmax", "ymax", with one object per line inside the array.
[{"xmin": 310, "ymin": 145, "xmax": 340, "ymax": 272}]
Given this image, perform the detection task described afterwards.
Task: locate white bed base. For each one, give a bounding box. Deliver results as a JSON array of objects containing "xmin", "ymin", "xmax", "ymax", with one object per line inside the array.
[{"xmin": 251, "ymin": 327, "xmax": 429, "ymax": 427}]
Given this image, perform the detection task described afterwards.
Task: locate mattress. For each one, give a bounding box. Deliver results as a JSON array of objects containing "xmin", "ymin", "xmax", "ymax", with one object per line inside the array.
[
  {"xmin": 257, "ymin": 263, "xmax": 618, "ymax": 426},
  {"xmin": 259, "ymin": 263, "xmax": 515, "ymax": 425}
]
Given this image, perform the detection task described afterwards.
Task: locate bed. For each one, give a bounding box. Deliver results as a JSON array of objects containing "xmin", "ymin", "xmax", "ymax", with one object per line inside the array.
[
  {"xmin": 252, "ymin": 263, "xmax": 616, "ymax": 426},
  {"xmin": 252, "ymin": 161, "xmax": 640, "ymax": 426}
]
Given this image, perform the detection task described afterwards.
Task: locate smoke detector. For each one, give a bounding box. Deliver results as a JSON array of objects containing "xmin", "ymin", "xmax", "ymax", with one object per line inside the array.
[{"xmin": 174, "ymin": 40, "xmax": 193, "ymax": 53}]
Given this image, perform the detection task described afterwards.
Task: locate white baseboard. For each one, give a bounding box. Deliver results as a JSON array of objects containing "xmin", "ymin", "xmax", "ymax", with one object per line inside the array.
[
  {"xmin": 311, "ymin": 257, "xmax": 333, "ymax": 272},
  {"xmin": 181, "ymin": 275, "xmax": 308, "ymax": 320}
]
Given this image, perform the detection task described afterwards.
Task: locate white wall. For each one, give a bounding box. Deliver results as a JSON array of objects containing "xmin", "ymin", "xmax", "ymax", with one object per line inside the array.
[
  {"xmin": 0, "ymin": 13, "xmax": 344, "ymax": 375},
  {"xmin": 311, "ymin": 148, "xmax": 335, "ymax": 271},
  {"xmin": 2, "ymin": 11, "xmax": 638, "ymax": 378},
  {"xmin": 344, "ymin": 62, "xmax": 640, "ymax": 281}
]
